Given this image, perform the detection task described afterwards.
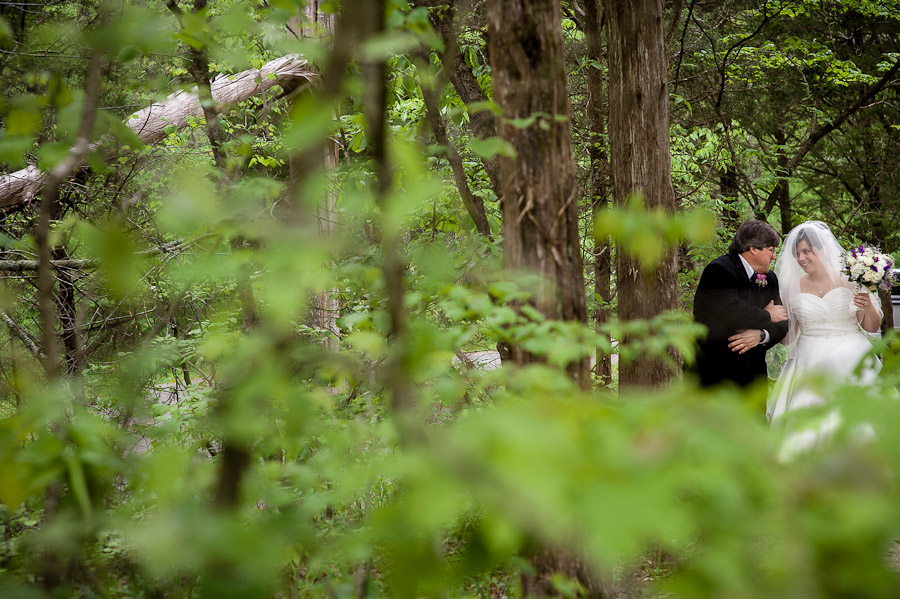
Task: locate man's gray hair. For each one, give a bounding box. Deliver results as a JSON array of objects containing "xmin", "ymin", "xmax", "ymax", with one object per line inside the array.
[{"xmin": 728, "ymin": 220, "xmax": 780, "ymax": 254}]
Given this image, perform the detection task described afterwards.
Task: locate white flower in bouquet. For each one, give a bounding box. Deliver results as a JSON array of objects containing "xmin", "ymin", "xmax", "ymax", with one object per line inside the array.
[{"xmin": 841, "ymin": 244, "xmax": 895, "ymax": 294}]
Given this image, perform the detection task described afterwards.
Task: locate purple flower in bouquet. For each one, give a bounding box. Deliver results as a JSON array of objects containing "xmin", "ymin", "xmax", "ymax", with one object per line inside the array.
[{"xmin": 841, "ymin": 244, "xmax": 896, "ymax": 293}]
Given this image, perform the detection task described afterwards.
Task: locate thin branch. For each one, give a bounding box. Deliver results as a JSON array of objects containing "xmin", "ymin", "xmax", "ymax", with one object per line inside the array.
[
  {"xmin": 1, "ymin": 309, "xmax": 44, "ymax": 358},
  {"xmin": 837, "ymin": 170, "xmax": 886, "ymax": 238},
  {"xmin": 672, "ymin": 0, "xmax": 696, "ymax": 93},
  {"xmin": 665, "ymin": 0, "xmax": 684, "ymax": 49},
  {"xmin": 36, "ymin": 49, "xmax": 104, "ymax": 378},
  {"xmin": 0, "ymin": 237, "xmax": 207, "ymax": 271},
  {"xmin": 415, "ymin": 53, "xmax": 492, "ymax": 238}
]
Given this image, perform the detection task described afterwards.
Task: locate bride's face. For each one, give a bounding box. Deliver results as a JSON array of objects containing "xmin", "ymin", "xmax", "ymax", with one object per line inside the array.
[{"xmin": 796, "ymin": 240, "xmax": 819, "ymax": 273}]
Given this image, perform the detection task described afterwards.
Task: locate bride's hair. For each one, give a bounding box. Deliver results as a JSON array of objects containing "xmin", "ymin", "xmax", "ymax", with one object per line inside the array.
[
  {"xmin": 792, "ymin": 229, "xmax": 823, "ymax": 257},
  {"xmin": 728, "ymin": 220, "xmax": 780, "ymax": 254}
]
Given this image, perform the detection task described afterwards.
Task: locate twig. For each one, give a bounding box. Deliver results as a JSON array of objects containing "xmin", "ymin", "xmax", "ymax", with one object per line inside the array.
[
  {"xmin": 0, "ymin": 236, "xmax": 210, "ymax": 271},
  {"xmin": 1, "ymin": 309, "xmax": 44, "ymax": 358},
  {"xmin": 36, "ymin": 49, "xmax": 104, "ymax": 378}
]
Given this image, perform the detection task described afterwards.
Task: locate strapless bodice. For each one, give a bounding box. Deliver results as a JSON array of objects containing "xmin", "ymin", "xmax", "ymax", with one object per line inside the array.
[{"xmin": 790, "ymin": 287, "xmax": 860, "ymax": 338}]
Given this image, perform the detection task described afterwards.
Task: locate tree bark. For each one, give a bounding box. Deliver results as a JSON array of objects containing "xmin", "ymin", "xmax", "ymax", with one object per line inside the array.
[
  {"xmin": 774, "ymin": 128, "xmax": 791, "ymax": 234},
  {"xmin": 51, "ymin": 240, "xmax": 82, "ymax": 377},
  {"xmin": 583, "ymin": 0, "xmax": 612, "ymax": 384},
  {"xmin": 605, "ymin": 0, "xmax": 679, "ymax": 388},
  {"xmin": 297, "ymin": 3, "xmax": 342, "ymax": 351},
  {"xmin": 488, "ymin": 0, "xmax": 591, "ymax": 389},
  {"xmin": 487, "ymin": 1, "xmax": 597, "ymax": 592},
  {"xmin": 0, "ymin": 55, "xmax": 315, "ymax": 211},
  {"xmin": 719, "ymin": 165, "xmax": 741, "ymax": 228}
]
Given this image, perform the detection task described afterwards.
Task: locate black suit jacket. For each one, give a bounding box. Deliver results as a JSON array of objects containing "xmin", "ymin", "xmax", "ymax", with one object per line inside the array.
[{"xmin": 692, "ymin": 253, "xmax": 790, "ymax": 388}]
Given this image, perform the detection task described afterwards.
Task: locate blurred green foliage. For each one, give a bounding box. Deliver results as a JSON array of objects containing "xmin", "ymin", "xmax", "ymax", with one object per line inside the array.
[{"xmin": 0, "ymin": 1, "xmax": 899, "ymax": 599}]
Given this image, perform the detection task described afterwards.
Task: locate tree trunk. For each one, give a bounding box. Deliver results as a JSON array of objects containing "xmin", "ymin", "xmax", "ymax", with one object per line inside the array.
[
  {"xmin": 487, "ymin": 0, "xmax": 597, "ymax": 593},
  {"xmin": 583, "ymin": 0, "xmax": 612, "ymax": 385},
  {"xmin": 774, "ymin": 128, "xmax": 791, "ymax": 234},
  {"xmin": 487, "ymin": 0, "xmax": 590, "ymax": 388},
  {"xmin": 605, "ymin": 0, "xmax": 679, "ymax": 388},
  {"xmin": 295, "ymin": 3, "xmax": 342, "ymax": 351},
  {"xmin": 719, "ymin": 165, "xmax": 741, "ymax": 228},
  {"xmin": 51, "ymin": 245, "xmax": 82, "ymax": 377},
  {"xmin": 0, "ymin": 55, "xmax": 315, "ymax": 211},
  {"xmin": 169, "ymin": 0, "xmax": 257, "ymax": 509},
  {"xmin": 520, "ymin": 546, "xmax": 609, "ymax": 598}
]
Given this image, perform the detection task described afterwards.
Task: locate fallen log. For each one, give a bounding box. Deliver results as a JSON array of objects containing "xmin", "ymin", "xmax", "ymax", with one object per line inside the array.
[{"xmin": 0, "ymin": 54, "xmax": 316, "ymax": 211}]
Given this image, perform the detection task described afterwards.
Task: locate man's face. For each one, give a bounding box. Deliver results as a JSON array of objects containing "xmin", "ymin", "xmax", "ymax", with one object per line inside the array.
[{"xmin": 748, "ymin": 245, "xmax": 777, "ymax": 273}]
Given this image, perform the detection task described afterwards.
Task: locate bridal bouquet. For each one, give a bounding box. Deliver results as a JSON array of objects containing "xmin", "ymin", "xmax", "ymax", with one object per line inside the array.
[{"xmin": 841, "ymin": 244, "xmax": 896, "ymax": 293}]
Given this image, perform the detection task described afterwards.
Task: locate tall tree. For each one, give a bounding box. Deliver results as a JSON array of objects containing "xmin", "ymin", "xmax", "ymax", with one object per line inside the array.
[
  {"xmin": 605, "ymin": 0, "xmax": 679, "ymax": 387},
  {"xmin": 582, "ymin": 0, "xmax": 613, "ymax": 384},
  {"xmin": 487, "ymin": 0, "xmax": 591, "ymax": 388},
  {"xmin": 292, "ymin": 3, "xmax": 343, "ymax": 349},
  {"xmin": 670, "ymin": 1, "xmax": 900, "ymax": 245},
  {"xmin": 487, "ymin": 0, "xmax": 596, "ymax": 594}
]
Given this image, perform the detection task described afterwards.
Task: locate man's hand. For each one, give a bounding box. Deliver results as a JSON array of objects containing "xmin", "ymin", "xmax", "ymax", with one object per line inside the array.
[
  {"xmin": 728, "ymin": 329, "xmax": 761, "ymax": 354},
  {"xmin": 764, "ymin": 300, "xmax": 788, "ymax": 322}
]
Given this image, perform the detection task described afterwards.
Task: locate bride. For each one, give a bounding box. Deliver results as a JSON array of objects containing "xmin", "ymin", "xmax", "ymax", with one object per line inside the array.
[{"xmin": 767, "ymin": 221, "xmax": 883, "ymax": 456}]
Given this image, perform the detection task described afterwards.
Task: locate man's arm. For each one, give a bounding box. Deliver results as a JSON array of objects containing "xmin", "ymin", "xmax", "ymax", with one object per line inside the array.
[
  {"xmin": 695, "ymin": 263, "xmax": 774, "ymax": 334},
  {"xmin": 729, "ymin": 302, "xmax": 789, "ymax": 353}
]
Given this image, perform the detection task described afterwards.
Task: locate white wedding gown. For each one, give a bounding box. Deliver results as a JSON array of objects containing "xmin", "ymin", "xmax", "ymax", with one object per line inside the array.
[{"xmin": 767, "ymin": 286, "xmax": 880, "ymax": 457}]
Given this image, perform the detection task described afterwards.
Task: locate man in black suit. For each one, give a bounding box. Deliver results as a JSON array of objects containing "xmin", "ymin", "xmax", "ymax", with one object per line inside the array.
[{"xmin": 693, "ymin": 220, "xmax": 790, "ymax": 388}]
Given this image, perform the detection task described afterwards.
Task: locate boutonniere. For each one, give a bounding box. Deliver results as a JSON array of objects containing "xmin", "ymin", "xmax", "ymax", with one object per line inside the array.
[{"xmin": 754, "ymin": 273, "xmax": 768, "ymax": 288}]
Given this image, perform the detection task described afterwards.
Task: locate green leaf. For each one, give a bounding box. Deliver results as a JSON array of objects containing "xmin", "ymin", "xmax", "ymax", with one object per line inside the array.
[
  {"xmin": 76, "ymin": 221, "xmax": 144, "ymax": 299},
  {"xmin": 6, "ymin": 96, "xmax": 42, "ymax": 136},
  {"xmin": 102, "ymin": 110, "xmax": 145, "ymax": 150},
  {"xmin": 0, "ymin": 16, "xmax": 12, "ymax": 46},
  {"xmin": 505, "ymin": 113, "xmax": 539, "ymax": 129},
  {"xmin": 283, "ymin": 94, "xmax": 338, "ymax": 153},
  {"xmin": 36, "ymin": 143, "xmax": 72, "ymax": 171},
  {"xmin": 468, "ymin": 137, "xmax": 516, "ymax": 159},
  {"xmin": 466, "ymin": 100, "xmax": 502, "ymax": 116},
  {"xmin": 0, "ymin": 136, "xmax": 33, "ymax": 168}
]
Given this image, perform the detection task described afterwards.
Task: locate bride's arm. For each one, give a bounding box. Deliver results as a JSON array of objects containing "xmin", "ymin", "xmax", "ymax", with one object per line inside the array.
[{"xmin": 855, "ymin": 291, "xmax": 882, "ymax": 333}]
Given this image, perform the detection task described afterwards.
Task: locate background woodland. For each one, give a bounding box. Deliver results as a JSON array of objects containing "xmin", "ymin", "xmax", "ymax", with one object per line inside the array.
[{"xmin": 2, "ymin": 1, "xmax": 900, "ymax": 598}]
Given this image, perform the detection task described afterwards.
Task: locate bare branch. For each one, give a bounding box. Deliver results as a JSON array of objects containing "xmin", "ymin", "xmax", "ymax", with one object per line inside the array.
[
  {"xmin": 0, "ymin": 259, "xmax": 97, "ymax": 271},
  {"xmin": 1, "ymin": 309, "xmax": 44, "ymax": 358},
  {"xmin": 0, "ymin": 236, "xmax": 207, "ymax": 272}
]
